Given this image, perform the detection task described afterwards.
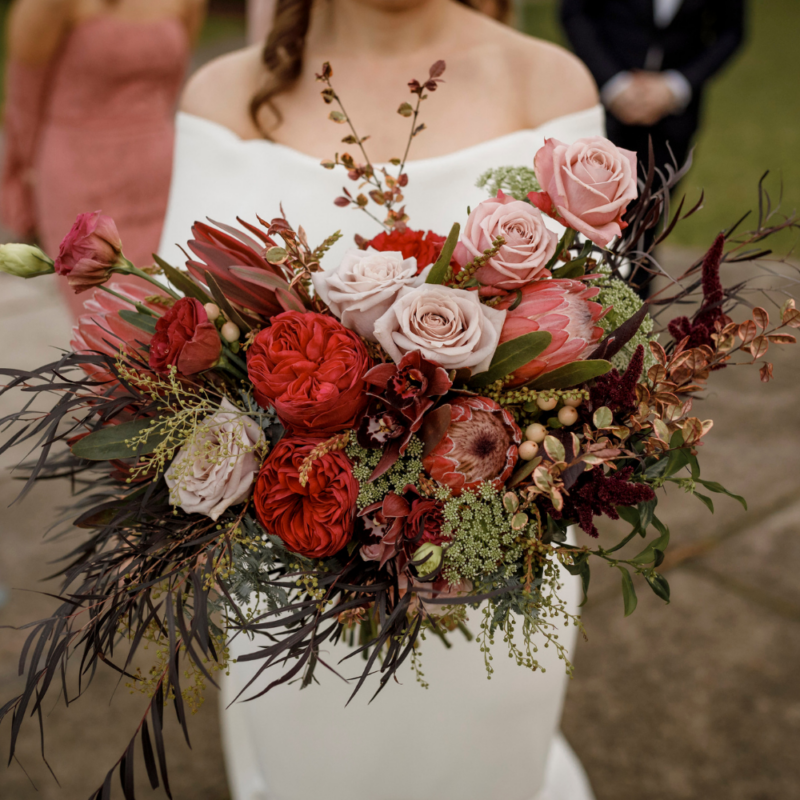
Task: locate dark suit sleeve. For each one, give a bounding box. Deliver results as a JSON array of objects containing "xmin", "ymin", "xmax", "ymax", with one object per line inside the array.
[
  {"xmin": 679, "ymin": 0, "xmax": 746, "ymax": 92},
  {"xmin": 559, "ymin": 0, "xmax": 626, "ymax": 89}
]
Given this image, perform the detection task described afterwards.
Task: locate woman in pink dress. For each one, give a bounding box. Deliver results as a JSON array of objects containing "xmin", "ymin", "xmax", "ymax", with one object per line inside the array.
[{"xmin": 1, "ymin": 0, "xmax": 206, "ymax": 316}]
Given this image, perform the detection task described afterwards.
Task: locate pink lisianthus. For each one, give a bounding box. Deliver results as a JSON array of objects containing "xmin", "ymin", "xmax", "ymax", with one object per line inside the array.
[
  {"xmin": 55, "ymin": 211, "xmax": 126, "ymax": 293},
  {"xmin": 499, "ymin": 279, "xmax": 605, "ymax": 387},
  {"xmin": 453, "ymin": 192, "xmax": 558, "ymax": 291},
  {"xmin": 71, "ymin": 279, "xmax": 169, "ymax": 382},
  {"xmin": 529, "ymin": 137, "xmax": 638, "ymax": 247}
]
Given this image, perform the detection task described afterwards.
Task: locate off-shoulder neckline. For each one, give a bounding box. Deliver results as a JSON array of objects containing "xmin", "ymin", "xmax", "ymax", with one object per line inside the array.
[{"xmin": 176, "ymin": 105, "xmax": 605, "ymax": 169}]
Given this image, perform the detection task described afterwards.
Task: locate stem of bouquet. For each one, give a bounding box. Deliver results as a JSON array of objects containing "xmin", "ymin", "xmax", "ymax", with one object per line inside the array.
[
  {"xmin": 215, "ymin": 349, "xmax": 248, "ymax": 381},
  {"xmin": 115, "ymin": 258, "xmax": 181, "ymax": 300},
  {"xmin": 98, "ymin": 284, "xmax": 160, "ymax": 317}
]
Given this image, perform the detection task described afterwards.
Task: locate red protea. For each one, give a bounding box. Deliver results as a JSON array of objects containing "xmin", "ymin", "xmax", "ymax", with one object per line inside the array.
[
  {"xmin": 71, "ymin": 279, "xmax": 169, "ymax": 382},
  {"xmin": 500, "ymin": 278, "xmax": 605, "ymax": 387},
  {"xmin": 422, "ymin": 396, "xmax": 521, "ymax": 495}
]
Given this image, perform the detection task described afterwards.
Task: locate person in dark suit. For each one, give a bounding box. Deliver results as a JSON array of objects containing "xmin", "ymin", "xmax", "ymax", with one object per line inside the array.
[{"xmin": 560, "ymin": 0, "xmax": 745, "ymax": 177}]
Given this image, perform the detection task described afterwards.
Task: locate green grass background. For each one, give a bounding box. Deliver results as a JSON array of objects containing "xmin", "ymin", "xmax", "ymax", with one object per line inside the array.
[
  {"xmin": 519, "ymin": 0, "xmax": 800, "ymax": 251},
  {"xmin": 1, "ymin": 0, "xmax": 797, "ymax": 251}
]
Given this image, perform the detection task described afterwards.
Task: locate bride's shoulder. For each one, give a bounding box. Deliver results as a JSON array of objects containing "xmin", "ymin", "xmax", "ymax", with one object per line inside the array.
[
  {"xmin": 180, "ymin": 45, "xmax": 265, "ymax": 139},
  {"xmin": 469, "ymin": 15, "xmax": 598, "ymax": 127}
]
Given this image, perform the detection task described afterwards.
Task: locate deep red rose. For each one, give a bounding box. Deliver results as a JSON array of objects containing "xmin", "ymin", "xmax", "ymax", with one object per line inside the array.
[
  {"xmin": 148, "ymin": 297, "xmax": 221, "ymax": 375},
  {"xmin": 247, "ymin": 311, "xmax": 370, "ymax": 434},
  {"xmin": 55, "ymin": 211, "xmax": 124, "ymax": 293},
  {"xmin": 366, "ymin": 228, "xmax": 446, "ymax": 275},
  {"xmin": 254, "ymin": 437, "xmax": 358, "ymax": 558}
]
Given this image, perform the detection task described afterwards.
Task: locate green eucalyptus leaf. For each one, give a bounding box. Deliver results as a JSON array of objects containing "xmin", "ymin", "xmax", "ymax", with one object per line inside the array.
[
  {"xmin": 118, "ymin": 310, "xmax": 157, "ymax": 335},
  {"xmin": 426, "ymin": 222, "xmax": 460, "ymax": 285},
  {"xmin": 593, "ymin": 406, "xmax": 613, "ymax": 429},
  {"xmin": 619, "ymin": 566, "xmax": 638, "ymax": 617},
  {"xmin": 469, "ymin": 331, "xmax": 552, "ymax": 388},
  {"xmin": 71, "ymin": 418, "xmax": 171, "ymax": 461},
  {"xmin": 525, "ymin": 360, "xmax": 613, "ymax": 391}
]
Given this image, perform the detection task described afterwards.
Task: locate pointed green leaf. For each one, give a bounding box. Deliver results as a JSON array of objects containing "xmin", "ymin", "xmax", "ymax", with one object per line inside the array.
[
  {"xmin": 469, "ymin": 331, "xmax": 552, "ymax": 388},
  {"xmin": 695, "ymin": 479, "xmax": 747, "ymax": 510},
  {"xmin": 646, "ymin": 572, "xmax": 671, "ymax": 603},
  {"xmin": 508, "ymin": 456, "xmax": 542, "ymax": 488},
  {"xmin": 118, "ymin": 310, "xmax": 157, "ymax": 335},
  {"xmin": 693, "ymin": 491, "xmax": 715, "ymax": 513},
  {"xmin": 154, "ymin": 255, "xmax": 212, "ymax": 303},
  {"xmin": 618, "ymin": 566, "xmax": 638, "ymax": 617},
  {"xmin": 71, "ymin": 418, "xmax": 171, "ymax": 461},
  {"xmin": 525, "ymin": 359, "xmax": 613, "ymax": 391},
  {"xmin": 425, "ymin": 222, "xmax": 460, "ymax": 285}
]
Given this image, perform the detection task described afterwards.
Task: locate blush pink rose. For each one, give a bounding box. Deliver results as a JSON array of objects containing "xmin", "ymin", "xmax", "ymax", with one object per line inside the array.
[
  {"xmin": 54, "ymin": 211, "xmax": 125, "ymax": 293},
  {"xmin": 453, "ymin": 192, "xmax": 558, "ymax": 291},
  {"xmin": 529, "ymin": 137, "xmax": 638, "ymax": 247}
]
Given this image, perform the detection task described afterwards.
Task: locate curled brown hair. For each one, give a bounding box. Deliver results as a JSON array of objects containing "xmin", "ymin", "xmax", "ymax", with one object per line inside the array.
[{"xmin": 250, "ymin": 0, "xmax": 511, "ymax": 136}]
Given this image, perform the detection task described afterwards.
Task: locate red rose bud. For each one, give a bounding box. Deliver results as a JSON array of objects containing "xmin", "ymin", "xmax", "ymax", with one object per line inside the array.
[
  {"xmin": 254, "ymin": 437, "xmax": 358, "ymax": 558},
  {"xmin": 366, "ymin": 228, "xmax": 446, "ymax": 274},
  {"xmin": 247, "ymin": 311, "xmax": 370, "ymax": 435},
  {"xmin": 54, "ymin": 211, "xmax": 125, "ymax": 293},
  {"xmin": 422, "ymin": 396, "xmax": 521, "ymax": 495},
  {"xmin": 148, "ymin": 297, "xmax": 222, "ymax": 376}
]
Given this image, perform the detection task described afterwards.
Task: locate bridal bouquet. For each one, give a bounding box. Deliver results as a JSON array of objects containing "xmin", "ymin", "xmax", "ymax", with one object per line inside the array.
[{"xmin": 1, "ymin": 61, "xmax": 797, "ymax": 797}]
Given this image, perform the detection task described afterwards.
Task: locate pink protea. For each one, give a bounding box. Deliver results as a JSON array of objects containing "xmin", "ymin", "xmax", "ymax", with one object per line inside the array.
[
  {"xmin": 422, "ymin": 396, "xmax": 521, "ymax": 495},
  {"xmin": 500, "ymin": 279, "xmax": 606, "ymax": 387},
  {"xmin": 71, "ymin": 279, "xmax": 169, "ymax": 382}
]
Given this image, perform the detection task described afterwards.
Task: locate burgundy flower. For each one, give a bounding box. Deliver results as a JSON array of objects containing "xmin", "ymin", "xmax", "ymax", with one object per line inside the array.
[
  {"xmin": 359, "ymin": 485, "xmax": 448, "ymax": 571},
  {"xmin": 589, "ymin": 344, "xmax": 645, "ymax": 416},
  {"xmin": 54, "ymin": 211, "xmax": 124, "ymax": 293},
  {"xmin": 149, "ymin": 297, "xmax": 221, "ymax": 376},
  {"xmin": 358, "ymin": 351, "xmax": 452, "ymax": 478},
  {"xmin": 668, "ymin": 234, "xmax": 726, "ymax": 352},
  {"xmin": 549, "ymin": 466, "xmax": 655, "ymax": 538},
  {"xmin": 422, "ymin": 396, "xmax": 521, "ymax": 495}
]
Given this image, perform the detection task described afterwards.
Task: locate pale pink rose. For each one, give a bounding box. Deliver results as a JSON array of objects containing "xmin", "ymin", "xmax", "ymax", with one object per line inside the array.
[
  {"xmin": 500, "ymin": 278, "xmax": 605, "ymax": 386},
  {"xmin": 529, "ymin": 137, "xmax": 638, "ymax": 247},
  {"xmin": 453, "ymin": 192, "xmax": 558, "ymax": 290},
  {"xmin": 165, "ymin": 399, "xmax": 265, "ymax": 521},
  {"xmin": 55, "ymin": 211, "xmax": 125, "ymax": 293},
  {"xmin": 372, "ymin": 284, "xmax": 506, "ymax": 375},
  {"xmin": 311, "ymin": 248, "xmax": 428, "ymax": 341}
]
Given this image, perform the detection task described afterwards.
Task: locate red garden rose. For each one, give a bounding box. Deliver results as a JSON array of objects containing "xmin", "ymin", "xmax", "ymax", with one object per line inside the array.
[
  {"xmin": 254, "ymin": 437, "xmax": 358, "ymax": 558},
  {"xmin": 148, "ymin": 297, "xmax": 221, "ymax": 375},
  {"xmin": 54, "ymin": 211, "xmax": 125, "ymax": 293},
  {"xmin": 366, "ymin": 228, "xmax": 446, "ymax": 275},
  {"xmin": 247, "ymin": 311, "xmax": 370, "ymax": 434}
]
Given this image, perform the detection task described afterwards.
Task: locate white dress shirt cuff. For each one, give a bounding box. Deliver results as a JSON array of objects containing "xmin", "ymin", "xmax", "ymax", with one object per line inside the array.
[
  {"xmin": 600, "ymin": 71, "xmax": 634, "ymax": 108},
  {"xmin": 663, "ymin": 70, "xmax": 693, "ymax": 112}
]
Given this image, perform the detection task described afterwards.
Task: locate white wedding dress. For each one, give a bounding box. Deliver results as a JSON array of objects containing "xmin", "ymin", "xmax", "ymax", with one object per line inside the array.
[{"xmin": 159, "ymin": 105, "xmax": 604, "ymax": 800}]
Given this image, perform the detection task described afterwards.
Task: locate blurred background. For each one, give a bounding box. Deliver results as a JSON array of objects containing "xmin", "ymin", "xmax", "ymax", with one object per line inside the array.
[{"xmin": 0, "ymin": 1, "xmax": 798, "ymax": 798}]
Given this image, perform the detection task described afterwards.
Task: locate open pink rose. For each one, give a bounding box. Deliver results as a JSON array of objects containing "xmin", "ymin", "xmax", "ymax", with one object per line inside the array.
[
  {"xmin": 529, "ymin": 137, "xmax": 638, "ymax": 247},
  {"xmin": 54, "ymin": 211, "xmax": 125, "ymax": 293},
  {"xmin": 453, "ymin": 192, "xmax": 558, "ymax": 291}
]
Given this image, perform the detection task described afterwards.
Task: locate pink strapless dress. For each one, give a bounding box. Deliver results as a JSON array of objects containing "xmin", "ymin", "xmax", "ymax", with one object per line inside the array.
[{"xmin": 1, "ymin": 16, "xmax": 188, "ymax": 314}]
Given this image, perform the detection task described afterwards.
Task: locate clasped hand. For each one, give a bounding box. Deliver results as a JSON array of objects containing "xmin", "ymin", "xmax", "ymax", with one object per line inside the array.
[{"xmin": 609, "ymin": 71, "xmax": 681, "ymax": 126}]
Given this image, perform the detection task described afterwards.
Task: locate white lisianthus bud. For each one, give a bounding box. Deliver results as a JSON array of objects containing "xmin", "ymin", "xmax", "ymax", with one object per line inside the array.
[
  {"xmin": 413, "ymin": 543, "xmax": 443, "ymax": 580},
  {"xmin": 204, "ymin": 302, "xmax": 221, "ymax": 322},
  {"xmin": 221, "ymin": 321, "xmax": 240, "ymax": 343},
  {"xmin": 0, "ymin": 243, "xmax": 54, "ymax": 279}
]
